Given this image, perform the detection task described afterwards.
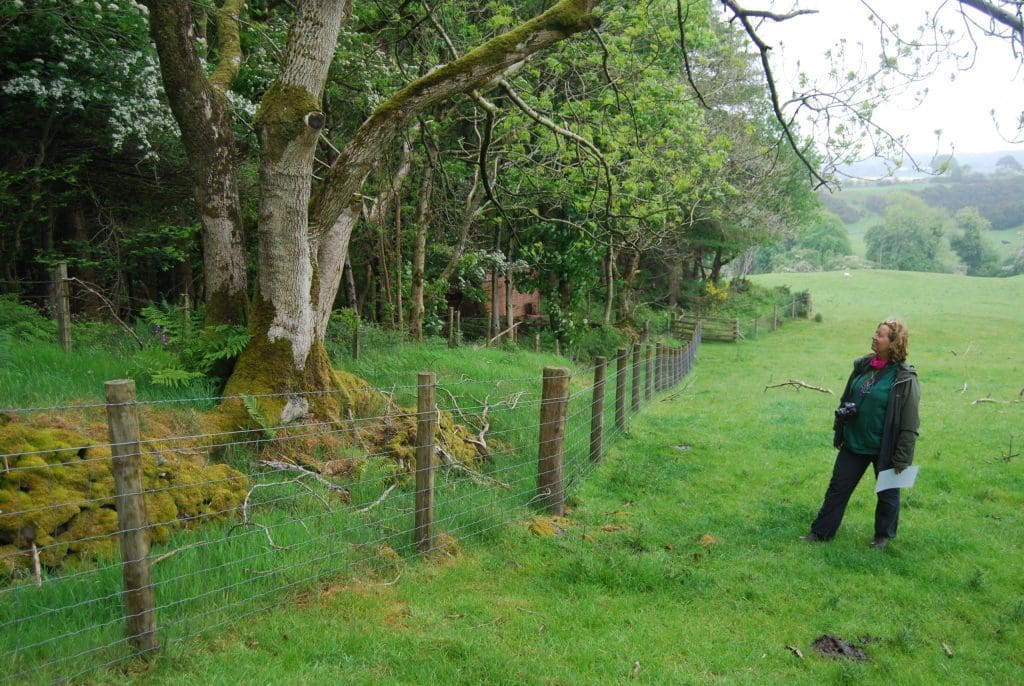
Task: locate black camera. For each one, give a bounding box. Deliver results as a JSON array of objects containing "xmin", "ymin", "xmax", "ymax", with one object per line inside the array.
[{"xmin": 835, "ymin": 401, "xmax": 858, "ymax": 421}]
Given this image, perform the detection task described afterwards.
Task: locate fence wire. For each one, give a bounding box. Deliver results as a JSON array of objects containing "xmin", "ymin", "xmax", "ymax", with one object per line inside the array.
[{"xmin": 0, "ymin": 329, "xmax": 716, "ymax": 684}]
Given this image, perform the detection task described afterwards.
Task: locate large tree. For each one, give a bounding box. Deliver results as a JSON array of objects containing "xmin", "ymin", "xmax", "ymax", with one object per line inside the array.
[
  {"xmin": 146, "ymin": 0, "xmax": 602, "ymax": 423},
  {"xmin": 147, "ymin": 0, "xmax": 249, "ymax": 326}
]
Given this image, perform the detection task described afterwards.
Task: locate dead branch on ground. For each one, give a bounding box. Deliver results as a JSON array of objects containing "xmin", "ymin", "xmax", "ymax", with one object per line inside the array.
[
  {"xmin": 764, "ymin": 380, "xmax": 834, "ymax": 394},
  {"xmin": 357, "ymin": 483, "xmax": 398, "ymax": 513},
  {"xmin": 255, "ymin": 459, "xmax": 351, "ymax": 502},
  {"xmin": 436, "ymin": 444, "xmax": 510, "ymax": 489}
]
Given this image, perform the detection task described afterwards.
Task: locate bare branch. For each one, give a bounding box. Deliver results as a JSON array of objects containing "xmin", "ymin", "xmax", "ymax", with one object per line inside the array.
[
  {"xmin": 720, "ymin": 0, "xmax": 830, "ymax": 188},
  {"xmin": 357, "ymin": 483, "xmax": 399, "ymax": 513},
  {"xmin": 764, "ymin": 379, "xmax": 834, "ymax": 394},
  {"xmin": 66, "ymin": 277, "xmax": 143, "ymax": 348},
  {"xmin": 677, "ymin": 0, "xmax": 711, "ymax": 110},
  {"xmin": 255, "ymin": 459, "xmax": 351, "ymax": 502}
]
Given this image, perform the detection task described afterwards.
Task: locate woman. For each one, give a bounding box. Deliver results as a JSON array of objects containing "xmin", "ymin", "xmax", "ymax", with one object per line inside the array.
[{"xmin": 802, "ymin": 318, "xmax": 920, "ymax": 548}]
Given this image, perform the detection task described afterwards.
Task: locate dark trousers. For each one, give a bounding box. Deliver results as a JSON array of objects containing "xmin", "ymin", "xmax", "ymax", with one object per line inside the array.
[{"xmin": 810, "ymin": 446, "xmax": 900, "ymax": 540}]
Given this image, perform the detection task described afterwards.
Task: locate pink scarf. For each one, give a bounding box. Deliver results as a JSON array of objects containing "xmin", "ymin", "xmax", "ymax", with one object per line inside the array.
[{"xmin": 869, "ymin": 356, "xmax": 889, "ymax": 369}]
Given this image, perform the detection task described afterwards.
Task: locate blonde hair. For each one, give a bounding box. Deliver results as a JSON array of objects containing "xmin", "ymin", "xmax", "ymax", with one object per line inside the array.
[{"xmin": 880, "ymin": 317, "xmax": 909, "ymax": 362}]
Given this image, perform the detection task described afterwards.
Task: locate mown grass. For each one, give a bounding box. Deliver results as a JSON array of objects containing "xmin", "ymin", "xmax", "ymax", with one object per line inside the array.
[{"xmin": 75, "ymin": 270, "xmax": 1023, "ymax": 685}]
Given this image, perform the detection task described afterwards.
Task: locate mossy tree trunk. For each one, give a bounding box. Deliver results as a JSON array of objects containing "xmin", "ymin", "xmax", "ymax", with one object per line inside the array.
[
  {"xmin": 146, "ymin": 0, "xmax": 248, "ymax": 327},
  {"xmin": 156, "ymin": 0, "xmax": 603, "ymax": 427}
]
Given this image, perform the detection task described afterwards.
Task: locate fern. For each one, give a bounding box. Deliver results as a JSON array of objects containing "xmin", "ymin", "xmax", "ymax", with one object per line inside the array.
[
  {"xmin": 149, "ymin": 368, "xmax": 205, "ymax": 388},
  {"xmin": 241, "ymin": 395, "xmax": 276, "ymax": 439},
  {"xmin": 193, "ymin": 325, "xmax": 251, "ymax": 373},
  {"xmin": 139, "ymin": 301, "xmax": 185, "ymax": 344}
]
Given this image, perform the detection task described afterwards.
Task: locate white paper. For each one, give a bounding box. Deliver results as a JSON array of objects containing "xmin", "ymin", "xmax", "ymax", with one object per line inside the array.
[{"xmin": 875, "ymin": 466, "xmax": 919, "ymax": 492}]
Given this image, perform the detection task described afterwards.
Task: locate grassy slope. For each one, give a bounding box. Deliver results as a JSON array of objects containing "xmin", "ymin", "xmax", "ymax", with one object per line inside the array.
[{"xmin": 106, "ymin": 272, "xmax": 1024, "ymax": 684}]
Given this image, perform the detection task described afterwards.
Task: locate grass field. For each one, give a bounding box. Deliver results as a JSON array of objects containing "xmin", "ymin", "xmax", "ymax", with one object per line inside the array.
[{"xmin": 69, "ymin": 270, "xmax": 1020, "ymax": 685}]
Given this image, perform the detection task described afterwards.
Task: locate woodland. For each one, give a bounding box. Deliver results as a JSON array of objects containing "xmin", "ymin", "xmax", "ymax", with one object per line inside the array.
[{"xmin": 2, "ymin": 0, "xmax": 1024, "ymax": 422}]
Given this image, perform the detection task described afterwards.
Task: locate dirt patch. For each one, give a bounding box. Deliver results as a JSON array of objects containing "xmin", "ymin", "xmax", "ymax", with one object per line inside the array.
[{"xmin": 811, "ymin": 634, "xmax": 868, "ymax": 661}]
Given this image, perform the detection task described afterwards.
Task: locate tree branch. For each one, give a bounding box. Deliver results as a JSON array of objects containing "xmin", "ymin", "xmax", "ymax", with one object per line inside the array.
[
  {"xmin": 310, "ymin": 0, "xmax": 603, "ymax": 236},
  {"xmin": 719, "ymin": 0, "xmax": 829, "ymax": 188},
  {"xmin": 764, "ymin": 379, "xmax": 834, "ymax": 394},
  {"xmin": 677, "ymin": 0, "xmax": 711, "ymax": 110},
  {"xmin": 959, "ymin": 0, "xmax": 1024, "ymax": 36},
  {"xmin": 208, "ymin": 0, "xmax": 247, "ymax": 93}
]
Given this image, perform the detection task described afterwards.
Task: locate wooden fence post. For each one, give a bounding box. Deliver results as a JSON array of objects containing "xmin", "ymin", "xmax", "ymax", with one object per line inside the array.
[
  {"xmin": 645, "ymin": 343, "xmax": 654, "ymax": 401},
  {"xmin": 655, "ymin": 342, "xmax": 665, "ymax": 392},
  {"xmin": 414, "ymin": 372, "xmax": 437, "ymax": 553},
  {"xmin": 772, "ymin": 304, "xmax": 778, "ymax": 330},
  {"xmin": 455, "ymin": 310, "xmax": 461, "ymax": 343},
  {"xmin": 535, "ymin": 333, "xmax": 541, "ymax": 353},
  {"xmin": 352, "ymin": 318, "xmax": 361, "ymax": 360},
  {"xmin": 104, "ymin": 379, "xmax": 157, "ymax": 655},
  {"xmin": 733, "ymin": 318, "xmax": 740, "ymax": 342},
  {"xmin": 642, "ymin": 320, "xmax": 650, "ymax": 344},
  {"xmin": 448, "ymin": 308, "xmax": 456, "ymax": 348},
  {"xmin": 54, "ymin": 262, "xmax": 71, "ymax": 352},
  {"xmin": 182, "ymin": 293, "xmax": 192, "ymax": 342},
  {"xmin": 537, "ymin": 366, "xmax": 570, "ymax": 515},
  {"xmin": 631, "ymin": 343, "xmax": 641, "ymax": 412},
  {"xmin": 555, "ymin": 339, "xmax": 561, "ymax": 357},
  {"xmin": 590, "ymin": 357, "xmax": 607, "ymax": 463},
  {"xmin": 615, "ymin": 348, "xmax": 627, "ymax": 431},
  {"xmin": 754, "ymin": 316, "xmax": 759, "ymax": 338}
]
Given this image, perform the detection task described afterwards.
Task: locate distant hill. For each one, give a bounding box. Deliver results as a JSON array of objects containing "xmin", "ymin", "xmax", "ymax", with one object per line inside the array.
[{"xmin": 838, "ymin": 150, "xmax": 1024, "ymax": 179}]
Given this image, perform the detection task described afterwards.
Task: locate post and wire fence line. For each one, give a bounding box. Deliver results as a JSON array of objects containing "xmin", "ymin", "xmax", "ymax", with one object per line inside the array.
[{"xmin": 0, "ymin": 323, "xmax": 706, "ymax": 684}]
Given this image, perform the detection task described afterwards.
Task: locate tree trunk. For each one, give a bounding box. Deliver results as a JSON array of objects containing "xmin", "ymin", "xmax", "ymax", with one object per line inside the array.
[
  {"xmin": 667, "ymin": 260, "xmax": 680, "ymax": 307},
  {"xmin": 394, "ymin": 189, "xmax": 404, "ymax": 329},
  {"xmin": 146, "ymin": 0, "xmax": 248, "ymax": 327},
  {"xmin": 616, "ymin": 249, "xmax": 639, "ymax": 323},
  {"xmin": 710, "ymin": 246, "xmax": 725, "ymax": 283},
  {"xmin": 314, "ymin": 202, "xmax": 361, "ymax": 338},
  {"xmin": 342, "ymin": 254, "xmax": 358, "ymax": 313},
  {"xmin": 505, "ymin": 270, "xmax": 514, "ymax": 341},
  {"xmin": 209, "ymin": 0, "xmax": 599, "ymax": 424},
  {"xmin": 490, "ymin": 224, "xmax": 502, "ymax": 343},
  {"xmin": 410, "ymin": 155, "xmax": 433, "ymax": 341},
  {"xmin": 221, "ymin": 0, "xmax": 350, "ymax": 425},
  {"xmin": 603, "ymin": 245, "xmax": 614, "ymax": 325},
  {"xmin": 438, "ymin": 166, "xmax": 486, "ymax": 283}
]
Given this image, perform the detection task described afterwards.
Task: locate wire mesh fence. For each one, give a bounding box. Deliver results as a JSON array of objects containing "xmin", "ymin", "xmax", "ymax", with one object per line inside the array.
[{"xmin": 0, "ymin": 325, "xmax": 704, "ymax": 684}]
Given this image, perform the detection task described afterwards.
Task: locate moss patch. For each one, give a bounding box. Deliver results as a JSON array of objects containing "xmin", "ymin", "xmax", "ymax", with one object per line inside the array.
[
  {"xmin": 254, "ymin": 82, "xmax": 321, "ymax": 163},
  {"xmin": 0, "ymin": 419, "xmax": 248, "ymax": 574}
]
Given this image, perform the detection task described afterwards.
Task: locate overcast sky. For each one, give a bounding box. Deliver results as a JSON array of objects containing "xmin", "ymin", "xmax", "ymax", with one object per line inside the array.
[{"xmin": 754, "ymin": 0, "xmax": 1024, "ymax": 158}]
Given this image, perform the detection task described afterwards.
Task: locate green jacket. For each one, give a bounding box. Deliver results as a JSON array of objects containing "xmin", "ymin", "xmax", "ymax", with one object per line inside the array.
[{"xmin": 833, "ymin": 355, "xmax": 920, "ymax": 470}]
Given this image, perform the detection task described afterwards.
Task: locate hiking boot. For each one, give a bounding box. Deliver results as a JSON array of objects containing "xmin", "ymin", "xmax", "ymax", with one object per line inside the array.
[
  {"xmin": 869, "ymin": 536, "xmax": 890, "ymax": 548},
  {"xmin": 801, "ymin": 532, "xmax": 825, "ymax": 542}
]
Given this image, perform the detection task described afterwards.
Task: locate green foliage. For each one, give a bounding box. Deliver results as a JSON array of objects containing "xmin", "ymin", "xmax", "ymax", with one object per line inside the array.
[
  {"xmin": 950, "ymin": 207, "xmax": 1001, "ymax": 276},
  {"xmin": 0, "ymin": 295, "xmax": 55, "ymax": 342},
  {"xmin": 572, "ymin": 323, "xmax": 628, "ymax": 361},
  {"xmin": 798, "ymin": 213, "xmax": 853, "ymax": 267},
  {"xmin": 241, "ymin": 395, "xmax": 276, "ymax": 439},
  {"xmin": 864, "ymin": 193, "xmax": 952, "ymax": 272},
  {"xmin": 137, "ymin": 302, "xmax": 251, "ymax": 386}
]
